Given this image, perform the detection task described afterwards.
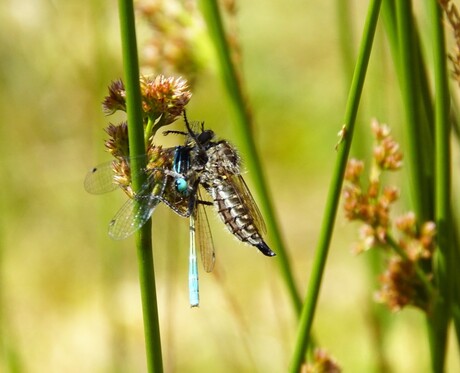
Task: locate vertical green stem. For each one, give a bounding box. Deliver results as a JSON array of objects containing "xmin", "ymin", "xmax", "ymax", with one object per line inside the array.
[
  {"xmin": 117, "ymin": 1, "xmax": 163, "ymax": 372},
  {"xmin": 198, "ymin": 0, "xmax": 302, "ymax": 313},
  {"xmin": 453, "ymin": 228, "xmax": 460, "ymax": 352},
  {"xmin": 336, "ymin": 0, "xmax": 356, "ymax": 79},
  {"xmin": 289, "ymin": 0, "xmax": 382, "ymax": 370},
  {"xmin": 383, "ymin": 1, "xmax": 435, "ymax": 153},
  {"xmin": 395, "ymin": 0, "xmax": 432, "ymax": 221},
  {"xmin": 427, "ymin": 0, "xmax": 451, "ymax": 371}
]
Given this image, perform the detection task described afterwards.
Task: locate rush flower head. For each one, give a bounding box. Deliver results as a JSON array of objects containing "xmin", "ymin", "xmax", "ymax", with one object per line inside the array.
[
  {"xmin": 395, "ymin": 212, "xmax": 417, "ymax": 236},
  {"xmin": 104, "ymin": 121, "xmax": 134, "ymax": 197},
  {"xmin": 108, "ymin": 144, "xmax": 171, "ymax": 200},
  {"xmin": 419, "ymin": 221, "xmax": 436, "ymax": 255},
  {"xmin": 343, "ymin": 120, "xmax": 404, "ymax": 249},
  {"xmin": 352, "ymin": 224, "xmax": 387, "ymax": 254},
  {"xmin": 102, "ymin": 75, "xmax": 191, "ymax": 125},
  {"xmin": 104, "ymin": 122, "xmax": 129, "ymax": 159},
  {"xmin": 396, "ymin": 213, "xmax": 436, "ymax": 261},
  {"xmin": 438, "ymin": 0, "xmax": 460, "ymax": 85},
  {"xmin": 344, "ymin": 158, "xmax": 364, "ymax": 183},
  {"xmin": 99, "ymin": 74, "xmax": 192, "ymax": 203},
  {"xmin": 375, "ymin": 256, "xmax": 431, "ymax": 312},
  {"xmin": 146, "ymin": 145, "xmax": 171, "ymax": 178},
  {"xmin": 136, "ymin": 0, "xmax": 206, "ymax": 86},
  {"xmin": 139, "ymin": 74, "xmax": 191, "ymax": 125},
  {"xmin": 102, "ymin": 80, "xmax": 126, "ymax": 115},
  {"xmin": 370, "ymin": 119, "xmax": 403, "ymax": 182},
  {"xmin": 111, "ymin": 158, "xmax": 135, "ymax": 198},
  {"xmin": 103, "ymin": 114, "xmax": 176, "ymax": 199},
  {"xmin": 342, "ymin": 119, "xmax": 436, "ymax": 313},
  {"xmin": 342, "ymin": 173, "xmax": 395, "ymax": 247},
  {"xmin": 303, "ymin": 349, "xmax": 341, "ymax": 373}
]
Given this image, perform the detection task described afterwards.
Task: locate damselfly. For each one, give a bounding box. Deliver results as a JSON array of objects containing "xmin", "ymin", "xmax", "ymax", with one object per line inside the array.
[{"xmin": 170, "ymin": 144, "xmax": 215, "ymax": 307}]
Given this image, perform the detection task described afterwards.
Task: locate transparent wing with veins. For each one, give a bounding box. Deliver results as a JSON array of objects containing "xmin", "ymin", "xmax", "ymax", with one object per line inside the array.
[
  {"xmin": 107, "ymin": 169, "xmax": 172, "ymax": 239},
  {"xmin": 84, "ymin": 161, "xmax": 120, "ymax": 194},
  {"xmin": 108, "ymin": 192, "xmax": 161, "ymax": 240},
  {"xmin": 84, "ymin": 155, "xmax": 149, "ymax": 195},
  {"xmin": 85, "ymin": 158, "xmax": 169, "ymax": 239},
  {"xmin": 194, "ymin": 187, "xmax": 216, "ymax": 272},
  {"xmin": 229, "ymin": 174, "xmax": 267, "ymax": 235}
]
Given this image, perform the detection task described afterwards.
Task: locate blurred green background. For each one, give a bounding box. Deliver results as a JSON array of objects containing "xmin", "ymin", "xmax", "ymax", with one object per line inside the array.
[{"xmin": 1, "ymin": 0, "xmax": 459, "ymax": 372}]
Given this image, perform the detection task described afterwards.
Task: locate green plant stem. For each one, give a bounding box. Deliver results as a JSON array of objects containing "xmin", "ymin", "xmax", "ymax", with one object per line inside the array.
[
  {"xmin": 453, "ymin": 225, "xmax": 460, "ymax": 354},
  {"xmin": 382, "ymin": 1, "xmax": 436, "ymax": 148},
  {"xmin": 427, "ymin": 1, "xmax": 452, "ymax": 371},
  {"xmin": 395, "ymin": 0, "xmax": 432, "ymax": 222},
  {"xmin": 336, "ymin": 0, "xmax": 356, "ymax": 80},
  {"xmin": 198, "ymin": 0, "xmax": 302, "ymax": 313},
  {"xmin": 117, "ymin": 1, "xmax": 163, "ymax": 372},
  {"xmin": 289, "ymin": 0, "xmax": 382, "ymax": 370},
  {"xmin": 382, "ymin": 0, "xmax": 398, "ymax": 53}
]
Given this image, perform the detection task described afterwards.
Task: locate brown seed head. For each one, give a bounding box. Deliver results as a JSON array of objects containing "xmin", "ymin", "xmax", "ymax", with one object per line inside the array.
[
  {"xmin": 372, "ymin": 121, "xmax": 403, "ymax": 171},
  {"xmin": 375, "ymin": 256, "xmax": 430, "ymax": 312},
  {"xmin": 303, "ymin": 348, "xmax": 342, "ymax": 373},
  {"xmin": 140, "ymin": 75, "xmax": 191, "ymax": 124},
  {"xmin": 104, "ymin": 122, "xmax": 130, "ymax": 159},
  {"xmin": 344, "ymin": 158, "xmax": 364, "ymax": 183},
  {"xmin": 102, "ymin": 80, "xmax": 127, "ymax": 115}
]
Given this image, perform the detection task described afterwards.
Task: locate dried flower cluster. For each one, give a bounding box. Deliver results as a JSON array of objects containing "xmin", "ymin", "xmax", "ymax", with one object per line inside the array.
[
  {"xmin": 343, "ymin": 120, "xmax": 402, "ymax": 252},
  {"xmin": 371, "ymin": 120, "xmax": 403, "ymax": 174},
  {"xmin": 395, "ymin": 213, "xmax": 436, "ymax": 261},
  {"xmin": 102, "ymin": 80, "xmax": 126, "ymax": 115},
  {"xmin": 135, "ymin": 0, "xmax": 244, "ymax": 90},
  {"xmin": 439, "ymin": 0, "xmax": 460, "ymax": 84},
  {"xmin": 303, "ymin": 349, "xmax": 341, "ymax": 373},
  {"xmin": 375, "ymin": 256, "xmax": 431, "ymax": 312},
  {"xmin": 102, "ymin": 75, "xmax": 191, "ymax": 126},
  {"xmin": 105, "ymin": 122, "xmax": 130, "ymax": 159},
  {"xmin": 102, "ymin": 75, "xmax": 191, "ymax": 197},
  {"xmin": 140, "ymin": 75, "xmax": 191, "ymax": 125},
  {"xmin": 135, "ymin": 0, "xmax": 205, "ymax": 86},
  {"xmin": 104, "ymin": 118, "xmax": 171, "ymax": 198},
  {"xmin": 342, "ymin": 119, "xmax": 436, "ymax": 312}
]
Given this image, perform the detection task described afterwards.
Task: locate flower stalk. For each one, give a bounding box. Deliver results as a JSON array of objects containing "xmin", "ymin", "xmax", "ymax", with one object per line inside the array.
[
  {"xmin": 198, "ymin": 0, "xmax": 302, "ymax": 313},
  {"xmin": 117, "ymin": 1, "xmax": 163, "ymax": 372},
  {"xmin": 426, "ymin": 0, "xmax": 453, "ymax": 370},
  {"xmin": 289, "ymin": 0, "xmax": 383, "ymax": 370}
]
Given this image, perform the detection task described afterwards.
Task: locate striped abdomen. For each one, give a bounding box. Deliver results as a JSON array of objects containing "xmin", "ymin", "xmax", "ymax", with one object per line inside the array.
[{"xmin": 211, "ymin": 177, "xmax": 275, "ymax": 257}]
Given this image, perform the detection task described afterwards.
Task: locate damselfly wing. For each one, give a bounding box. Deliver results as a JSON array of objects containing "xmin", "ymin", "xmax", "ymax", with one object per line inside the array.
[
  {"xmin": 84, "ymin": 149, "xmax": 193, "ymax": 237},
  {"xmin": 85, "ymin": 159, "xmax": 174, "ymax": 239}
]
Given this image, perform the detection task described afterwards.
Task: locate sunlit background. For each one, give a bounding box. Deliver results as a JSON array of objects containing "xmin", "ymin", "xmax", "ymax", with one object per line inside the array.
[{"xmin": 1, "ymin": 0, "xmax": 460, "ymax": 372}]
